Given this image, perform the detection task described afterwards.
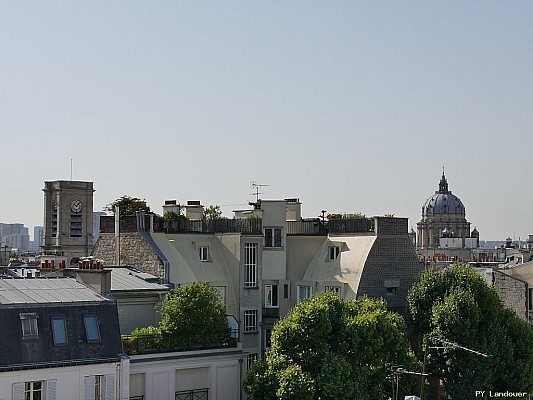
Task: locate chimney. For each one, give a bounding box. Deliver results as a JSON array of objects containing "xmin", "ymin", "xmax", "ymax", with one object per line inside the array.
[{"xmin": 185, "ymin": 200, "xmax": 204, "ymax": 220}]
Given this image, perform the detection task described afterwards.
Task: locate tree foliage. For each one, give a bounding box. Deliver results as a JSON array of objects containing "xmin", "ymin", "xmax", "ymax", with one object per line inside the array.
[
  {"xmin": 407, "ymin": 264, "xmax": 533, "ymax": 397},
  {"xmin": 244, "ymin": 292, "xmax": 420, "ymax": 400},
  {"xmin": 326, "ymin": 212, "xmax": 366, "ymax": 220},
  {"xmin": 128, "ymin": 282, "xmax": 230, "ymax": 350},
  {"xmin": 159, "ymin": 282, "xmax": 229, "ymax": 344},
  {"xmin": 104, "ymin": 195, "xmax": 151, "ymax": 216},
  {"xmin": 203, "ymin": 204, "xmax": 222, "ymax": 220}
]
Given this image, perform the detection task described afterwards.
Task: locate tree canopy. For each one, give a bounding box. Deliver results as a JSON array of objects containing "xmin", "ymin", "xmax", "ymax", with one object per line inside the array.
[
  {"xmin": 407, "ymin": 264, "xmax": 533, "ymax": 398},
  {"xmin": 203, "ymin": 204, "xmax": 222, "ymax": 220},
  {"xmin": 244, "ymin": 292, "xmax": 420, "ymax": 400},
  {"xmin": 159, "ymin": 282, "xmax": 229, "ymax": 345},
  {"xmin": 128, "ymin": 282, "xmax": 230, "ymax": 351},
  {"xmin": 104, "ymin": 195, "xmax": 151, "ymax": 216}
]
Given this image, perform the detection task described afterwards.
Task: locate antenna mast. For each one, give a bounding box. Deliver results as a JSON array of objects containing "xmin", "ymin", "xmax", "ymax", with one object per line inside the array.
[{"xmin": 251, "ymin": 181, "xmax": 268, "ymax": 203}]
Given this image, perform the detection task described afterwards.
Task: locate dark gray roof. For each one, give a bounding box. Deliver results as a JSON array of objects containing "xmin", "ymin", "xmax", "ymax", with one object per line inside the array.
[{"xmin": 0, "ymin": 278, "xmax": 107, "ymax": 305}]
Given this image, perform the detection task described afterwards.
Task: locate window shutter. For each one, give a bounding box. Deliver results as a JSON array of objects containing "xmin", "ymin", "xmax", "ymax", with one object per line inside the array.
[
  {"xmin": 84, "ymin": 376, "xmax": 95, "ymax": 400},
  {"xmin": 46, "ymin": 379, "xmax": 57, "ymax": 400},
  {"xmin": 105, "ymin": 374, "xmax": 115, "ymax": 400},
  {"xmin": 12, "ymin": 383, "xmax": 24, "ymax": 400}
]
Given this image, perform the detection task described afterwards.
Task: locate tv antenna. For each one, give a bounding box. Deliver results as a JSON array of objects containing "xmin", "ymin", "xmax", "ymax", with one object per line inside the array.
[{"xmin": 250, "ymin": 181, "xmax": 268, "ymax": 203}]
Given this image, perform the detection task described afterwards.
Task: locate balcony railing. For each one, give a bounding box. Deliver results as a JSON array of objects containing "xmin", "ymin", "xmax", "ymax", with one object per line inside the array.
[
  {"xmin": 122, "ymin": 330, "xmax": 239, "ymax": 355},
  {"xmin": 153, "ymin": 218, "xmax": 262, "ymax": 235},
  {"xmin": 176, "ymin": 388, "xmax": 208, "ymax": 400},
  {"xmin": 287, "ymin": 220, "xmax": 328, "ymax": 236},
  {"xmin": 262, "ymin": 307, "xmax": 280, "ymax": 319},
  {"xmin": 287, "ymin": 218, "xmax": 374, "ymax": 235}
]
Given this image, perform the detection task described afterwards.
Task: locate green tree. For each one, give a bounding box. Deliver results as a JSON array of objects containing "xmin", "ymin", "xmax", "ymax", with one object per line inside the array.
[
  {"xmin": 203, "ymin": 204, "xmax": 222, "ymax": 220},
  {"xmin": 407, "ymin": 264, "xmax": 533, "ymax": 397},
  {"xmin": 159, "ymin": 282, "xmax": 230, "ymax": 347},
  {"xmin": 105, "ymin": 195, "xmax": 151, "ymax": 216},
  {"xmin": 244, "ymin": 292, "xmax": 420, "ymax": 400}
]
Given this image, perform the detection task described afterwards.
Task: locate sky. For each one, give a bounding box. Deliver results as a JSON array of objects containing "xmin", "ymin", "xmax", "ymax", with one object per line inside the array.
[{"xmin": 1, "ymin": 1, "xmax": 532, "ymax": 241}]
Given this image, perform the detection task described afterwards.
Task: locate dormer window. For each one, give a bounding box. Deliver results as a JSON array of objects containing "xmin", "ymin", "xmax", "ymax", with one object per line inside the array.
[
  {"xmin": 19, "ymin": 313, "xmax": 39, "ymax": 339},
  {"xmin": 329, "ymin": 246, "xmax": 340, "ymax": 260},
  {"xmin": 84, "ymin": 315, "xmax": 101, "ymax": 343},
  {"xmin": 199, "ymin": 246, "xmax": 209, "ymax": 262}
]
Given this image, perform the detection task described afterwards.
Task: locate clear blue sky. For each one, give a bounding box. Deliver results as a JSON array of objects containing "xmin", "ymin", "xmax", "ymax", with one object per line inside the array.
[{"xmin": 1, "ymin": 1, "xmax": 532, "ymax": 241}]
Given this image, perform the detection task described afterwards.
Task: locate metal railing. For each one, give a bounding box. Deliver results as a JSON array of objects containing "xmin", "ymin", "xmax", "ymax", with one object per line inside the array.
[
  {"xmin": 153, "ymin": 218, "xmax": 262, "ymax": 235},
  {"xmin": 262, "ymin": 307, "xmax": 280, "ymax": 319},
  {"xmin": 176, "ymin": 388, "xmax": 208, "ymax": 400},
  {"xmin": 122, "ymin": 330, "xmax": 239, "ymax": 355}
]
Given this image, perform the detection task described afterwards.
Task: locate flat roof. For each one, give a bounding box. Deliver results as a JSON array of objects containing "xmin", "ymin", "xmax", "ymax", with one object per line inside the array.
[{"xmin": 0, "ymin": 277, "xmax": 107, "ymax": 305}]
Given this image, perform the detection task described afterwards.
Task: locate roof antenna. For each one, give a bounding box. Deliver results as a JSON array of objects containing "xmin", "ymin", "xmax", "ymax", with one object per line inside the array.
[
  {"xmin": 70, "ymin": 158, "xmax": 73, "ymax": 181},
  {"xmin": 250, "ymin": 181, "xmax": 268, "ymax": 203}
]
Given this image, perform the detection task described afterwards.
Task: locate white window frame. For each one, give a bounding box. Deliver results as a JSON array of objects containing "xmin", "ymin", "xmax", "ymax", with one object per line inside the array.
[
  {"xmin": 244, "ymin": 243, "xmax": 258, "ymax": 287},
  {"xmin": 297, "ymin": 285, "xmax": 313, "ymax": 303},
  {"xmin": 329, "ymin": 246, "xmax": 340, "ymax": 260},
  {"xmin": 264, "ymin": 227, "xmax": 283, "ymax": 248},
  {"xmin": 243, "ymin": 310, "xmax": 258, "ymax": 333},
  {"xmin": 20, "ymin": 313, "xmax": 39, "ymax": 338},
  {"xmin": 264, "ymin": 284, "xmax": 279, "ymax": 308},
  {"xmin": 214, "ymin": 286, "xmax": 226, "ymax": 306},
  {"xmin": 13, "ymin": 380, "xmax": 56, "ymax": 400},
  {"xmin": 199, "ymin": 246, "xmax": 209, "ymax": 262},
  {"xmin": 264, "ymin": 328, "xmax": 272, "ymax": 349},
  {"xmin": 324, "ymin": 286, "xmax": 341, "ymax": 295},
  {"xmin": 84, "ymin": 375, "xmax": 114, "ymax": 400},
  {"xmin": 246, "ymin": 353, "xmax": 258, "ymax": 370}
]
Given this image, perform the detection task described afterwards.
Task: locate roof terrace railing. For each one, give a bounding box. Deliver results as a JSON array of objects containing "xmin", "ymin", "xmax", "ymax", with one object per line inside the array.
[
  {"xmin": 153, "ymin": 218, "xmax": 262, "ymax": 235},
  {"xmin": 122, "ymin": 329, "xmax": 239, "ymax": 355}
]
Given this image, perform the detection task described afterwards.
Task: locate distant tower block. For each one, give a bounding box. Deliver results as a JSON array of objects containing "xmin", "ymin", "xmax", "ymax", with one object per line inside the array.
[{"xmin": 42, "ymin": 180, "xmax": 94, "ymax": 264}]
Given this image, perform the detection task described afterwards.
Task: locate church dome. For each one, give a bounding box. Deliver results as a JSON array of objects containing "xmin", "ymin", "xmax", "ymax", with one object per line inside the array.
[{"xmin": 422, "ymin": 171, "xmax": 465, "ymax": 216}]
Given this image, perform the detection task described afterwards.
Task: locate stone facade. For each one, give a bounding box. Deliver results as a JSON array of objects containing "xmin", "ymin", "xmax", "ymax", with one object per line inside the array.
[
  {"xmin": 493, "ymin": 270, "xmax": 528, "ymax": 320},
  {"xmin": 92, "ymin": 233, "xmax": 163, "ymax": 277}
]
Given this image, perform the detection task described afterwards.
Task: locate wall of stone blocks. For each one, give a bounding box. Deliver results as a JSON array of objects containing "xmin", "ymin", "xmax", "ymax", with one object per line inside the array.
[
  {"xmin": 493, "ymin": 271, "xmax": 528, "ymax": 320},
  {"xmin": 92, "ymin": 233, "xmax": 163, "ymax": 277}
]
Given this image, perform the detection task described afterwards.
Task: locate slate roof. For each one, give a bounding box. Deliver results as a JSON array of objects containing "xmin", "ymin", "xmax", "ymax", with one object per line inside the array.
[{"xmin": 0, "ymin": 277, "xmax": 107, "ymax": 305}]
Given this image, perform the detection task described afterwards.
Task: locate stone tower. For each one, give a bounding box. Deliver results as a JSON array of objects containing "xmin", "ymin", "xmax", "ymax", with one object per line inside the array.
[{"xmin": 42, "ymin": 180, "xmax": 94, "ymax": 263}]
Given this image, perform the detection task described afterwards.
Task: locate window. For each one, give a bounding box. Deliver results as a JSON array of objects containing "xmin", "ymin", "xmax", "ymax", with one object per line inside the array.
[
  {"xmin": 283, "ymin": 284, "xmax": 289, "ymax": 299},
  {"xmin": 84, "ymin": 375, "xmax": 114, "ymax": 400},
  {"xmin": 214, "ymin": 286, "xmax": 226, "ymax": 306},
  {"xmin": 265, "ymin": 328, "xmax": 272, "ymax": 349},
  {"xmin": 198, "ymin": 246, "xmax": 209, "ymax": 262},
  {"xmin": 297, "ymin": 286, "xmax": 312, "ymax": 303},
  {"xmin": 25, "ymin": 381, "xmax": 44, "ymax": 400},
  {"xmin": 264, "ymin": 284, "xmax": 278, "ymax": 307},
  {"xmin": 324, "ymin": 286, "xmax": 340, "ymax": 295},
  {"xmin": 244, "ymin": 243, "xmax": 257, "ymax": 287},
  {"xmin": 329, "ymin": 246, "xmax": 340, "ymax": 260},
  {"xmin": 243, "ymin": 310, "xmax": 258, "ymax": 332},
  {"xmin": 386, "ymin": 287, "xmax": 397, "ymax": 296},
  {"xmin": 83, "ymin": 315, "xmax": 101, "ymax": 343},
  {"xmin": 529, "ymin": 288, "xmax": 533, "ymax": 311},
  {"xmin": 51, "ymin": 316, "xmax": 67, "ymax": 346},
  {"xmin": 13, "ymin": 380, "xmax": 56, "ymax": 400},
  {"xmin": 246, "ymin": 353, "xmax": 258, "ymax": 370},
  {"xmin": 264, "ymin": 228, "xmax": 282, "ymax": 248},
  {"xmin": 20, "ymin": 313, "xmax": 39, "ymax": 338}
]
